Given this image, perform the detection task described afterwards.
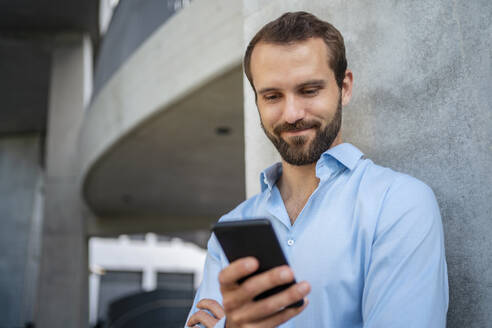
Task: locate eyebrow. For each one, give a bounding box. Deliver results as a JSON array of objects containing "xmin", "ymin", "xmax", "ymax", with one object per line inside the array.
[
  {"xmin": 296, "ymin": 79, "xmax": 326, "ymax": 89},
  {"xmin": 257, "ymin": 79, "xmax": 326, "ymax": 95},
  {"xmin": 257, "ymin": 87, "xmax": 279, "ymax": 95}
]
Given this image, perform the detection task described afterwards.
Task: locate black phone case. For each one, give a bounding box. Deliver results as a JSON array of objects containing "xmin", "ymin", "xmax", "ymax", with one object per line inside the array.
[{"xmin": 212, "ymin": 218, "xmax": 304, "ymax": 308}]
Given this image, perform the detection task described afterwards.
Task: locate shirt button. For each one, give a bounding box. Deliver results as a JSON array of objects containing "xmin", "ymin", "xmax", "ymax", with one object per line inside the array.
[{"xmin": 287, "ymin": 239, "xmax": 294, "ymax": 246}]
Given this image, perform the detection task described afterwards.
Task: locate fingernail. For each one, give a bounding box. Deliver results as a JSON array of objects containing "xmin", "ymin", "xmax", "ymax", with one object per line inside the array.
[
  {"xmin": 297, "ymin": 282, "xmax": 310, "ymax": 294},
  {"xmin": 244, "ymin": 258, "xmax": 256, "ymax": 270},
  {"xmin": 279, "ymin": 268, "xmax": 291, "ymax": 281}
]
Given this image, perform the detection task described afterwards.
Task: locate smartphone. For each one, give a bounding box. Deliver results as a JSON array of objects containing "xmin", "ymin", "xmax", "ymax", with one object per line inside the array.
[{"xmin": 212, "ymin": 218, "xmax": 304, "ymax": 308}]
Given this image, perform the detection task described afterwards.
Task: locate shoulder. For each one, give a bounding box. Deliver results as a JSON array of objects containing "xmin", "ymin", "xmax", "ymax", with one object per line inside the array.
[
  {"xmin": 370, "ymin": 161, "xmax": 438, "ymax": 213},
  {"xmin": 361, "ymin": 163, "xmax": 441, "ymax": 242},
  {"xmin": 382, "ymin": 171, "xmax": 440, "ymax": 224},
  {"xmin": 353, "ymin": 158, "xmax": 441, "ymax": 235},
  {"xmin": 356, "ymin": 157, "xmax": 436, "ymax": 203}
]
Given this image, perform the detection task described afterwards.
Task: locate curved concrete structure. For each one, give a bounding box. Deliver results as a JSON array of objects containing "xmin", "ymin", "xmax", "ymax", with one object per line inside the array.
[{"xmin": 79, "ymin": 0, "xmax": 244, "ymax": 232}]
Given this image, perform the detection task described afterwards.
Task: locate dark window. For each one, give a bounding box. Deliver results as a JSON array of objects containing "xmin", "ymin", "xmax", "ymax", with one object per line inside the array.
[
  {"xmin": 157, "ymin": 272, "xmax": 194, "ymax": 291},
  {"xmin": 97, "ymin": 270, "xmax": 142, "ymax": 321}
]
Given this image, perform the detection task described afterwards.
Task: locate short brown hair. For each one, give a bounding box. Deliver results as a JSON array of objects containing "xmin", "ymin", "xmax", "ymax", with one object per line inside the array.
[{"xmin": 244, "ymin": 11, "xmax": 347, "ymax": 94}]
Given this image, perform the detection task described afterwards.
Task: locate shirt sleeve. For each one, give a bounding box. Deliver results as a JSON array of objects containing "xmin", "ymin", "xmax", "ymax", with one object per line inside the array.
[
  {"xmin": 185, "ymin": 233, "xmax": 226, "ymax": 328},
  {"xmin": 362, "ymin": 176, "xmax": 449, "ymax": 328}
]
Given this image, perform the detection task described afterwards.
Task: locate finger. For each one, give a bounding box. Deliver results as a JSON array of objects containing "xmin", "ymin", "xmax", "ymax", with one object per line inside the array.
[
  {"xmin": 230, "ymin": 281, "xmax": 310, "ymax": 323},
  {"xmin": 186, "ymin": 310, "xmax": 218, "ymax": 328},
  {"xmin": 239, "ymin": 265, "xmax": 294, "ymax": 301},
  {"xmin": 197, "ymin": 298, "xmax": 225, "ymax": 319},
  {"xmin": 218, "ymin": 257, "xmax": 259, "ymax": 290},
  {"xmin": 221, "ymin": 265, "xmax": 296, "ymax": 315},
  {"xmin": 256, "ymin": 298, "xmax": 309, "ymax": 328}
]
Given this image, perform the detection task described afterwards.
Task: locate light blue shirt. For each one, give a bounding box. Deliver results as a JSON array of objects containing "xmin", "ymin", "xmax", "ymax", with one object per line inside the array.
[{"xmin": 187, "ymin": 143, "xmax": 448, "ymax": 327}]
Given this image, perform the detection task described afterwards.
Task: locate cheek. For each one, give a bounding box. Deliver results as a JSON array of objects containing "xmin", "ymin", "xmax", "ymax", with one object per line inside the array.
[
  {"xmin": 310, "ymin": 96, "xmax": 338, "ymax": 118},
  {"xmin": 259, "ymin": 106, "xmax": 281, "ymax": 127}
]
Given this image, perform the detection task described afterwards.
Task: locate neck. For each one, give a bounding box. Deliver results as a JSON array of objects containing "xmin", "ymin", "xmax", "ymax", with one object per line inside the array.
[
  {"xmin": 276, "ymin": 137, "xmax": 342, "ymax": 224},
  {"xmin": 278, "ymin": 161, "xmax": 319, "ymax": 199}
]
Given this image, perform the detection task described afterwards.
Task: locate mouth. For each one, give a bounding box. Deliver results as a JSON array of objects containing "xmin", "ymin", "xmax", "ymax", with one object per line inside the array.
[
  {"xmin": 281, "ymin": 127, "xmax": 315, "ymax": 137},
  {"xmin": 272, "ymin": 120, "xmax": 321, "ymax": 140}
]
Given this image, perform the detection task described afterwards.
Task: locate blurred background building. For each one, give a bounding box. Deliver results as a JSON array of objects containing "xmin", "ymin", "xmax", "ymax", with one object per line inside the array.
[
  {"xmin": 0, "ymin": 0, "xmax": 490, "ymax": 327},
  {"xmin": 88, "ymin": 233, "xmax": 205, "ymax": 327}
]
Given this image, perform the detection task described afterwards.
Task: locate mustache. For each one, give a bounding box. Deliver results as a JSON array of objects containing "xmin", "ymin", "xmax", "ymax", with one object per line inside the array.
[{"xmin": 273, "ymin": 120, "xmax": 321, "ymax": 135}]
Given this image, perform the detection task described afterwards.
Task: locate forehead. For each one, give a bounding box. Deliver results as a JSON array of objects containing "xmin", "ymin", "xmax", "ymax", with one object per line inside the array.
[{"xmin": 250, "ymin": 37, "xmax": 334, "ymax": 88}]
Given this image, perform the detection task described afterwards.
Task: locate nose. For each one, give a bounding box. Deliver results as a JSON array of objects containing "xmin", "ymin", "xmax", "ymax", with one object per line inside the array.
[{"xmin": 282, "ymin": 94, "xmax": 305, "ymax": 124}]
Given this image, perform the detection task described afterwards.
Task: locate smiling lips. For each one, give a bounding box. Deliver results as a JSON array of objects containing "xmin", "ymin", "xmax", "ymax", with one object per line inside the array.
[
  {"xmin": 282, "ymin": 127, "xmax": 314, "ymax": 136},
  {"xmin": 274, "ymin": 120, "xmax": 321, "ymax": 138},
  {"xmin": 275, "ymin": 119, "xmax": 320, "ymax": 132}
]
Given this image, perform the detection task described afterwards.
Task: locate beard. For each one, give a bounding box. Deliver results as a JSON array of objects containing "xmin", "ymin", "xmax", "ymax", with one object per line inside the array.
[{"xmin": 261, "ymin": 97, "xmax": 342, "ymax": 166}]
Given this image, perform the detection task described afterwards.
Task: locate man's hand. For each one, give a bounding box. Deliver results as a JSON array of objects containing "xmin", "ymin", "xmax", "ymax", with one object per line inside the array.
[
  {"xmin": 187, "ymin": 298, "xmax": 225, "ymax": 327},
  {"xmin": 219, "ymin": 257, "xmax": 310, "ymax": 328}
]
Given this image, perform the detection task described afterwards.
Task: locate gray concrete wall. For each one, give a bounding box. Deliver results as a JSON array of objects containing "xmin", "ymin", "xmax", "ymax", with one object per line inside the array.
[
  {"xmin": 0, "ymin": 135, "xmax": 42, "ymax": 327},
  {"xmin": 243, "ymin": 1, "xmax": 491, "ymax": 327}
]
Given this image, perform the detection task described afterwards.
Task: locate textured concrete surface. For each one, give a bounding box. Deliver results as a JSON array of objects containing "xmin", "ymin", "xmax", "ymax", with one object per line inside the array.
[
  {"xmin": 243, "ymin": 1, "xmax": 491, "ymax": 326},
  {"xmin": 35, "ymin": 35, "xmax": 92, "ymax": 328},
  {"xmin": 0, "ymin": 136, "xmax": 42, "ymax": 327}
]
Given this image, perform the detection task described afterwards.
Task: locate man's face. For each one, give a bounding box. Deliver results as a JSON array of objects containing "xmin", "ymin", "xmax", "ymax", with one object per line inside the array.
[{"xmin": 250, "ymin": 37, "xmax": 351, "ymax": 166}]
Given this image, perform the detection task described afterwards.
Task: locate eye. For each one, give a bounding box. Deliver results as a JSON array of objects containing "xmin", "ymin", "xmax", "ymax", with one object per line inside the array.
[
  {"xmin": 263, "ymin": 93, "xmax": 281, "ymax": 102},
  {"xmin": 301, "ymin": 87, "xmax": 320, "ymax": 96}
]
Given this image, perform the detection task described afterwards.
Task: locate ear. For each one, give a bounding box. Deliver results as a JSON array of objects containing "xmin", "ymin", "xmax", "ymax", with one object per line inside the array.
[{"xmin": 341, "ymin": 69, "xmax": 353, "ymax": 106}]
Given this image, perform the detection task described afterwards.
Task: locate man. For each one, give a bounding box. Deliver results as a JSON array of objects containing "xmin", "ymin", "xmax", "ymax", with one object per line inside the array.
[{"xmin": 186, "ymin": 11, "xmax": 448, "ymax": 328}]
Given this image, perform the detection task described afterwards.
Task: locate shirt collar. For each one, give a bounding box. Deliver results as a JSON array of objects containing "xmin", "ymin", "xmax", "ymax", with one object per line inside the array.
[
  {"xmin": 260, "ymin": 162, "xmax": 282, "ymax": 192},
  {"xmin": 319, "ymin": 142, "xmax": 363, "ymax": 171},
  {"xmin": 259, "ymin": 143, "xmax": 363, "ymax": 192}
]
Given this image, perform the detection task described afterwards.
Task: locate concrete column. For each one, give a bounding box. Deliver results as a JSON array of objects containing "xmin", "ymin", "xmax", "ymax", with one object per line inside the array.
[{"xmin": 35, "ymin": 34, "xmax": 92, "ymax": 327}]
